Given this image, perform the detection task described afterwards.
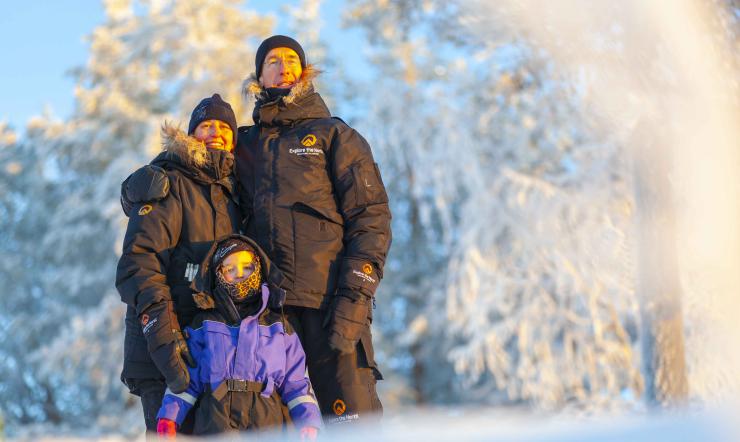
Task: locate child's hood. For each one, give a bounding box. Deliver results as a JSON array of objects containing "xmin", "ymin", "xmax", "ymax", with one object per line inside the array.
[{"xmin": 190, "ymin": 234, "xmax": 287, "ymax": 319}]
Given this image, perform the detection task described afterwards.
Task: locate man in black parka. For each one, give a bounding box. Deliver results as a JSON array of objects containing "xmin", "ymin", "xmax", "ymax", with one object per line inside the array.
[
  {"xmin": 239, "ymin": 35, "xmax": 392, "ymax": 424},
  {"xmin": 123, "ymin": 36, "xmax": 392, "ymax": 425}
]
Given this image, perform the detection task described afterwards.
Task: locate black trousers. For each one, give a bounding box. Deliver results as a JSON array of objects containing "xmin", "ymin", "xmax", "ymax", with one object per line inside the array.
[{"xmin": 283, "ymin": 306, "xmax": 383, "ymax": 426}]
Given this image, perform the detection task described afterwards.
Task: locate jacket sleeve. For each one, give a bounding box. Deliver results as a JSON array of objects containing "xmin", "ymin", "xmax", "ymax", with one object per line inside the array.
[
  {"xmin": 330, "ymin": 124, "xmax": 392, "ymax": 298},
  {"xmin": 277, "ymin": 332, "xmax": 322, "ymax": 430},
  {"xmin": 115, "ymin": 174, "xmax": 182, "ymax": 315},
  {"xmin": 156, "ymin": 326, "xmax": 204, "ymax": 426}
]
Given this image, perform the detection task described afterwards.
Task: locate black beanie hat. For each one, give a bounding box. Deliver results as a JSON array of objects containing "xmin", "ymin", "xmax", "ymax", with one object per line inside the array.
[
  {"xmin": 188, "ymin": 94, "xmax": 238, "ymax": 138},
  {"xmin": 255, "ymin": 35, "xmax": 306, "ymax": 78},
  {"xmin": 213, "ymin": 237, "xmax": 259, "ymax": 271}
]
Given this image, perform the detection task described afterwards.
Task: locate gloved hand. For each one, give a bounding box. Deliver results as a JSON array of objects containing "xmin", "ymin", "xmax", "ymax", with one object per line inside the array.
[
  {"xmin": 141, "ymin": 301, "xmax": 195, "ymax": 393},
  {"xmin": 326, "ymin": 290, "xmax": 370, "ymax": 355},
  {"xmin": 120, "ymin": 164, "xmax": 169, "ymax": 217},
  {"xmin": 299, "ymin": 426, "xmax": 319, "ymax": 441},
  {"xmin": 157, "ymin": 418, "xmax": 177, "ymax": 439}
]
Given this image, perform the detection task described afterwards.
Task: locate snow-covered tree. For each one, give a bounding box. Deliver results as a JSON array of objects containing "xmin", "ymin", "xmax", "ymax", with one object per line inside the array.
[
  {"xmin": 0, "ymin": 0, "xmax": 273, "ymax": 432},
  {"xmin": 460, "ymin": 0, "xmax": 740, "ymax": 408},
  {"xmin": 344, "ymin": 0, "xmax": 644, "ymax": 410}
]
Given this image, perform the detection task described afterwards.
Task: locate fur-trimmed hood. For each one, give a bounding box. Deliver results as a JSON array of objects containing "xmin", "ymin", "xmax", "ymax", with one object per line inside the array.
[
  {"xmin": 153, "ymin": 122, "xmax": 235, "ymax": 183},
  {"xmin": 242, "ymin": 64, "xmax": 319, "ymax": 105},
  {"xmin": 161, "ymin": 122, "xmax": 208, "ymax": 168},
  {"xmin": 241, "ymin": 65, "xmax": 331, "ymax": 127}
]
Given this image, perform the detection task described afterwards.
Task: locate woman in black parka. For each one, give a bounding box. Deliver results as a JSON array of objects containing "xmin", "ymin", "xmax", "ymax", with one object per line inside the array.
[{"xmin": 116, "ymin": 94, "xmax": 242, "ymax": 433}]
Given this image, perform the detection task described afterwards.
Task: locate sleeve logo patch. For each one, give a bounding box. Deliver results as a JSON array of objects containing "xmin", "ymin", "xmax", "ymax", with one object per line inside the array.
[
  {"xmin": 352, "ymin": 269, "xmax": 377, "ymax": 284},
  {"xmin": 142, "ymin": 317, "xmax": 158, "ymax": 335},
  {"xmin": 140, "ymin": 314, "xmax": 149, "ymax": 326},
  {"xmin": 332, "ymin": 399, "xmax": 346, "ymax": 416},
  {"xmin": 301, "ymin": 134, "xmax": 317, "ymax": 147},
  {"xmin": 138, "ymin": 204, "xmax": 153, "ymax": 216},
  {"xmin": 362, "ymin": 264, "xmax": 373, "ymax": 275}
]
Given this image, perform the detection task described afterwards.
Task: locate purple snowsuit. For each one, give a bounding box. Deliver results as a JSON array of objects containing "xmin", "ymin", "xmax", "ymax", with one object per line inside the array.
[{"xmin": 156, "ymin": 283, "xmax": 322, "ymax": 434}]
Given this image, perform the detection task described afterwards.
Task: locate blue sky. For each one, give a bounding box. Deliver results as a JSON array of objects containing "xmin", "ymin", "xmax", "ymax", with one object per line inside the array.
[
  {"xmin": 0, "ymin": 0, "xmax": 365, "ymax": 134},
  {"xmin": 0, "ymin": 1, "xmax": 104, "ymax": 131}
]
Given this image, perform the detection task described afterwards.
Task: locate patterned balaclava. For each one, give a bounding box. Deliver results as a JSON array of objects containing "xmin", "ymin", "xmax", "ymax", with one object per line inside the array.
[
  {"xmin": 215, "ymin": 256, "xmax": 262, "ymax": 302},
  {"xmin": 213, "ymin": 238, "xmax": 263, "ymax": 306}
]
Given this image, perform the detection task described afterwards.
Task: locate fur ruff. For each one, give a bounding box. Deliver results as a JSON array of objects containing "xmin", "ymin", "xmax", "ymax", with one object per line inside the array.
[
  {"xmin": 242, "ymin": 64, "xmax": 319, "ymax": 105},
  {"xmin": 161, "ymin": 121, "xmax": 207, "ymax": 168}
]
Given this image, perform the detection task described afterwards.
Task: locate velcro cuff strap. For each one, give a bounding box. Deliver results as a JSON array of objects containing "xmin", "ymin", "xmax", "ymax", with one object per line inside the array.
[
  {"xmin": 165, "ymin": 388, "xmax": 197, "ymax": 405},
  {"xmin": 287, "ymin": 395, "xmax": 319, "ymax": 410},
  {"xmin": 334, "ymin": 296, "xmax": 368, "ymax": 325}
]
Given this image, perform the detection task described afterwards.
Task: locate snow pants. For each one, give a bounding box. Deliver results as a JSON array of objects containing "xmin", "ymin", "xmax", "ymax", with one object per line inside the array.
[
  {"xmin": 189, "ymin": 381, "xmax": 287, "ymax": 435},
  {"xmin": 283, "ymin": 306, "xmax": 383, "ymax": 426}
]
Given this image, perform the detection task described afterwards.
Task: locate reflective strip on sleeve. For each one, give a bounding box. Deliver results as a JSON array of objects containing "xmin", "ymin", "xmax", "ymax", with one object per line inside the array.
[
  {"xmin": 165, "ymin": 388, "xmax": 197, "ymax": 405},
  {"xmin": 287, "ymin": 395, "xmax": 319, "ymax": 410}
]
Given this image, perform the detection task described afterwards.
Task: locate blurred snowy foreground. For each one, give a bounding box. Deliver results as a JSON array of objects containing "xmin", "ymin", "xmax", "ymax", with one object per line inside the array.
[{"xmin": 11, "ymin": 405, "xmax": 740, "ymax": 442}]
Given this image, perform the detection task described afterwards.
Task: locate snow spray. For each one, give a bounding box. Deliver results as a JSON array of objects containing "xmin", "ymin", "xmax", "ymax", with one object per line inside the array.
[{"xmin": 458, "ymin": 0, "xmax": 740, "ymax": 405}]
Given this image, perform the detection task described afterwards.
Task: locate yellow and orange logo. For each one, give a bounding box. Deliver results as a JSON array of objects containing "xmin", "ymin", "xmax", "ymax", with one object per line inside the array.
[
  {"xmin": 301, "ymin": 134, "xmax": 317, "ymax": 147},
  {"xmin": 138, "ymin": 204, "xmax": 153, "ymax": 216},
  {"xmin": 362, "ymin": 264, "xmax": 373, "ymax": 275},
  {"xmin": 332, "ymin": 399, "xmax": 346, "ymax": 416},
  {"xmin": 140, "ymin": 314, "xmax": 149, "ymax": 326}
]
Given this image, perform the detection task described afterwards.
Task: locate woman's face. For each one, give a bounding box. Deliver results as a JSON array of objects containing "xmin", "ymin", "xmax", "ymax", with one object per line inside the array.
[
  {"xmin": 193, "ymin": 119, "xmax": 234, "ymax": 152},
  {"xmin": 219, "ymin": 251, "xmax": 256, "ymax": 283}
]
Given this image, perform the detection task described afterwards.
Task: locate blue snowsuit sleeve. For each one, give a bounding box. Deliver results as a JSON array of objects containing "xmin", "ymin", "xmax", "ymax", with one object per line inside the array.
[{"xmin": 277, "ymin": 333, "xmax": 323, "ymax": 430}]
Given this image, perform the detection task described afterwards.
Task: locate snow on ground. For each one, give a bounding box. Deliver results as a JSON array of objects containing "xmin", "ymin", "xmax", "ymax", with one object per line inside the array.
[{"xmin": 7, "ymin": 405, "xmax": 740, "ymax": 441}]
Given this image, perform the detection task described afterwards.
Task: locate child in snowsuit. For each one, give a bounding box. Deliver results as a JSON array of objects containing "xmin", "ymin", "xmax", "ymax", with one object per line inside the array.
[{"xmin": 156, "ymin": 235, "xmax": 322, "ymax": 439}]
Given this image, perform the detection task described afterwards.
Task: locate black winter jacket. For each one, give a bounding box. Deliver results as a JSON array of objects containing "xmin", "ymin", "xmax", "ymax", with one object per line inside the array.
[
  {"xmin": 237, "ymin": 76, "xmax": 392, "ymax": 309},
  {"xmin": 116, "ymin": 125, "xmax": 241, "ymax": 379}
]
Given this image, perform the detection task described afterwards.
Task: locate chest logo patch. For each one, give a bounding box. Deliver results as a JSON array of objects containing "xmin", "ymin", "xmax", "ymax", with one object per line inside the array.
[
  {"xmin": 301, "ymin": 134, "xmax": 317, "ymax": 147},
  {"xmin": 138, "ymin": 204, "xmax": 153, "ymax": 216}
]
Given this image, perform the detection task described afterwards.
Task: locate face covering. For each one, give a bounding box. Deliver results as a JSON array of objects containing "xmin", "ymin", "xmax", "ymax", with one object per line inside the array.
[{"xmin": 215, "ymin": 259, "xmax": 262, "ymax": 318}]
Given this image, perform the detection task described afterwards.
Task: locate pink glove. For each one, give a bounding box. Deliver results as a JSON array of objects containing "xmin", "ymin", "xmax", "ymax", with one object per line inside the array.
[
  {"xmin": 300, "ymin": 426, "xmax": 319, "ymax": 441},
  {"xmin": 157, "ymin": 418, "xmax": 177, "ymax": 439}
]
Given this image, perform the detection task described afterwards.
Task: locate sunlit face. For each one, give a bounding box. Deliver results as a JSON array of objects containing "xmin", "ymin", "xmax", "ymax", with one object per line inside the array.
[
  {"xmin": 193, "ymin": 119, "xmax": 234, "ymax": 152},
  {"xmin": 259, "ymin": 47, "xmax": 303, "ymax": 89},
  {"xmin": 218, "ymin": 251, "xmax": 257, "ymax": 284}
]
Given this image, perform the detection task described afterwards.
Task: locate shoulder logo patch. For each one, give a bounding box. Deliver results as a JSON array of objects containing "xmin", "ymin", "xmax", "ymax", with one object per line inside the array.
[
  {"xmin": 301, "ymin": 134, "xmax": 317, "ymax": 147},
  {"xmin": 362, "ymin": 264, "xmax": 373, "ymax": 275},
  {"xmin": 138, "ymin": 204, "xmax": 153, "ymax": 216}
]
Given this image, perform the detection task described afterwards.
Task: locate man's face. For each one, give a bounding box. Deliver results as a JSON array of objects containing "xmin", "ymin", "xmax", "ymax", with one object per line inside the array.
[
  {"xmin": 259, "ymin": 47, "xmax": 303, "ymax": 89},
  {"xmin": 193, "ymin": 119, "xmax": 234, "ymax": 152},
  {"xmin": 219, "ymin": 251, "xmax": 257, "ymax": 284}
]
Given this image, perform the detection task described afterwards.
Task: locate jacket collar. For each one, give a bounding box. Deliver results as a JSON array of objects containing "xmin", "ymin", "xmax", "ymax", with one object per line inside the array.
[{"xmin": 242, "ymin": 66, "xmax": 331, "ymax": 127}]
